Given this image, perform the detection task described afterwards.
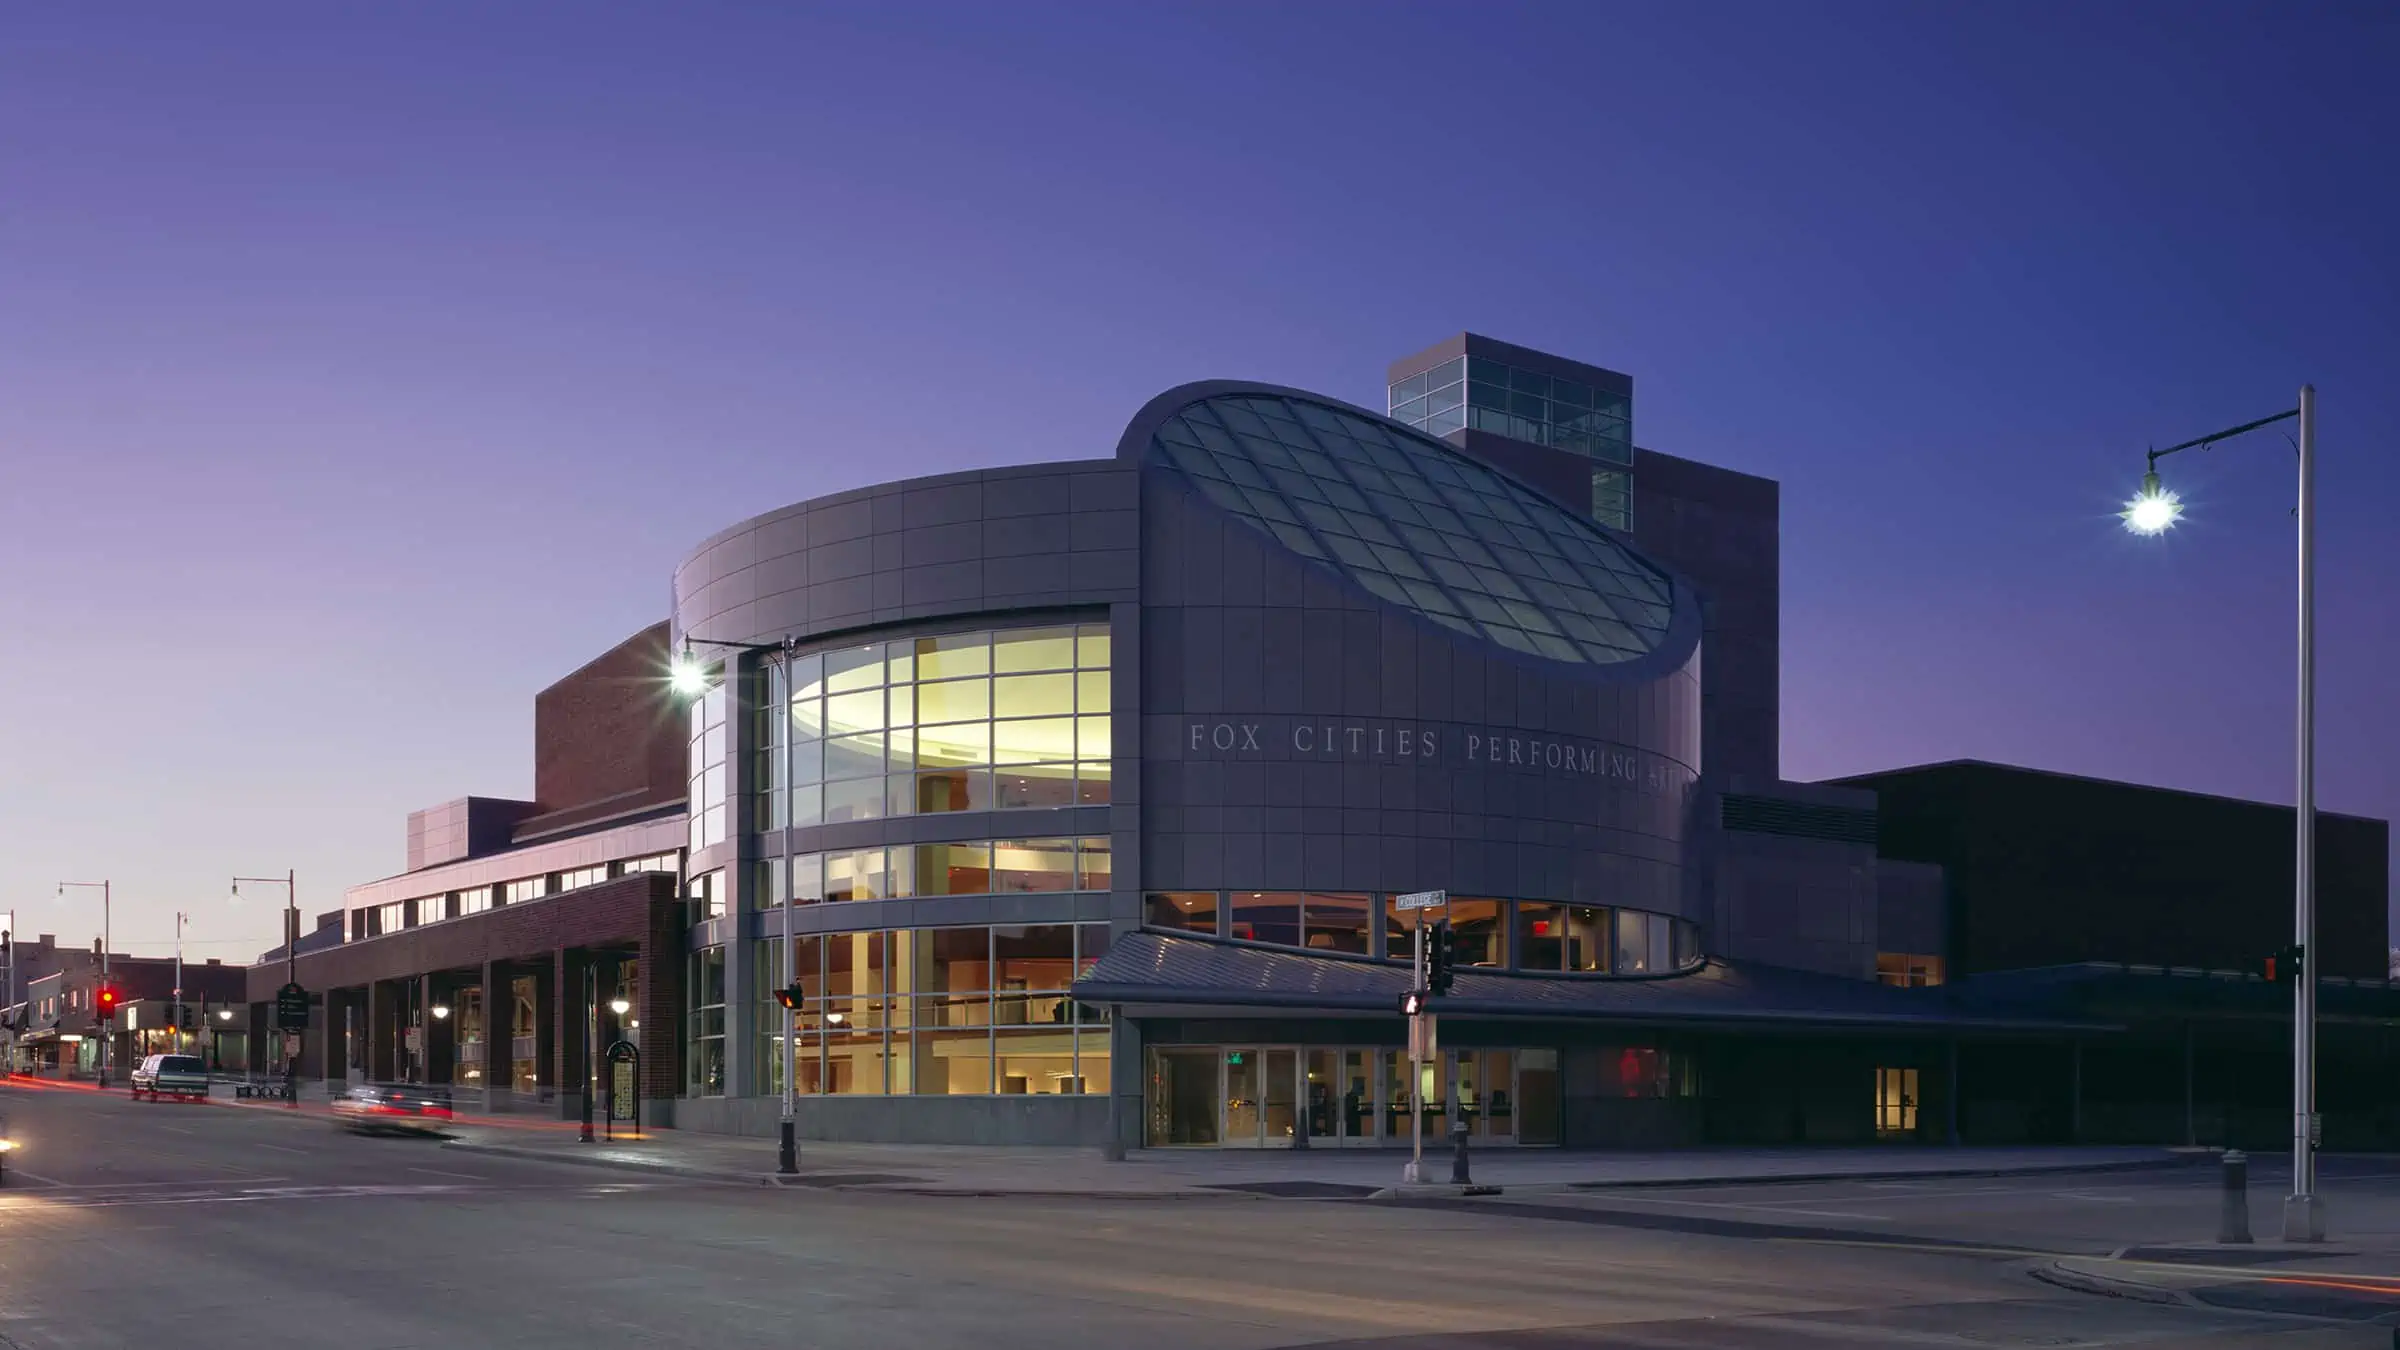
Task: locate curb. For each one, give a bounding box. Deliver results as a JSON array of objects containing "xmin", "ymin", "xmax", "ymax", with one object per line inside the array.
[
  {"xmin": 2030, "ymin": 1260, "xmax": 2187, "ymax": 1306},
  {"xmin": 1557, "ymin": 1155, "xmax": 2203, "ymax": 1193}
]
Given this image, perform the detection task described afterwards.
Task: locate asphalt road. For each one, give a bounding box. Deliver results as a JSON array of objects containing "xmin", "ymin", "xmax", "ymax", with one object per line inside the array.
[{"xmin": 0, "ymin": 1082, "xmax": 2389, "ymax": 1350}]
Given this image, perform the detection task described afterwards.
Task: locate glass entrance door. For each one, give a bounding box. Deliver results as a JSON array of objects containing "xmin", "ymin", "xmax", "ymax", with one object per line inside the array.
[
  {"xmin": 1224, "ymin": 1048, "xmax": 1262, "ymax": 1146},
  {"xmin": 1263, "ymin": 1049, "xmax": 1298, "ymax": 1146},
  {"xmin": 1304, "ymin": 1050, "xmax": 1340, "ymax": 1146}
]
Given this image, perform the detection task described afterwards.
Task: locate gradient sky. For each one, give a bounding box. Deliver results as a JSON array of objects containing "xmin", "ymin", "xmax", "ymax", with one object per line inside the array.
[{"xmin": 4, "ymin": 2, "xmax": 2394, "ymax": 963}]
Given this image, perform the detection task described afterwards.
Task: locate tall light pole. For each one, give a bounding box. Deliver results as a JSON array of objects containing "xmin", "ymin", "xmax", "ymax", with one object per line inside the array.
[
  {"xmin": 172, "ymin": 911, "xmax": 188, "ymax": 1055},
  {"xmin": 674, "ymin": 633, "xmax": 801, "ymax": 1175},
  {"xmin": 57, "ymin": 881, "xmax": 110, "ymax": 1086},
  {"xmin": 234, "ymin": 872, "xmax": 300, "ymax": 1106},
  {"xmin": 2121, "ymin": 384, "xmax": 2322, "ymax": 1242},
  {"xmin": 4, "ymin": 908, "xmax": 16, "ymax": 1074}
]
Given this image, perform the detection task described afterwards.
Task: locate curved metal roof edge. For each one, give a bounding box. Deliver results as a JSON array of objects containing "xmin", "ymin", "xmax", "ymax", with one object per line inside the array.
[
  {"xmin": 1072, "ymin": 933, "xmax": 2113, "ymax": 1035},
  {"xmin": 1115, "ymin": 379, "xmax": 1704, "ymax": 685}
]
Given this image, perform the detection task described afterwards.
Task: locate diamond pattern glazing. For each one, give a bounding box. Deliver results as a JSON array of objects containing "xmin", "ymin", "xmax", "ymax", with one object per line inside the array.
[{"xmin": 1148, "ymin": 394, "xmax": 1674, "ymax": 663}]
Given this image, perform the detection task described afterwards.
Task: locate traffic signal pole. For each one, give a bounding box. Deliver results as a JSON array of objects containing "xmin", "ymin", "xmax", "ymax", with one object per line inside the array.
[{"xmin": 1406, "ymin": 919, "xmax": 1425, "ymax": 1185}]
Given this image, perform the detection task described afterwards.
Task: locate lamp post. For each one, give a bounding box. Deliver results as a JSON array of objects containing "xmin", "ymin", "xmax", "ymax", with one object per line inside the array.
[
  {"xmin": 234, "ymin": 871, "xmax": 300, "ymax": 1105},
  {"xmin": 172, "ymin": 911, "xmax": 189, "ymax": 1055},
  {"xmin": 2120, "ymin": 384, "xmax": 2322, "ymax": 1242},
  {"xmin": 57, "ymin": 881, "xmax": 109, "ymax": 1086},
  {"xmin": 676, "ymin": 633, "xmax": 802, "ymax": 1175}
]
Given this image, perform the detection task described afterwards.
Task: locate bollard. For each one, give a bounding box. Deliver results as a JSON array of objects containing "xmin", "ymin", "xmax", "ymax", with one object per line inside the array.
[
  {"xmin": 1450, "ymin": 1117, "xmax": 1471, "ymax": 1185},
  {"xmin": 2218, "ymin": 1149, "xmax": 2253, "ymax": 1245}
]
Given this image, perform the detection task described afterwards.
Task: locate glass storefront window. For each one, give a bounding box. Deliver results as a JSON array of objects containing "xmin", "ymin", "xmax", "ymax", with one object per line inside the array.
[
  {"xmin": 1446, "ymin": 898, "xmax": 1506, "ymax": 967},
  {"xmin": 688, "ymin": 946, "xmax": 726, "ymax": 1097},
  {"xmin": 1516, "ymin": 903, "xmax": 1565, "ymax": 970},
  {"xmin": 1301, "ymin": 893, "xmax": 1371, "ymax": 955},
  {"xmin": 994, "ymin": 839, "xmax": 1076, "ymax": 893},
  {"xmin": 1227, "ymin": 892, "xmax": 1301, "ymax": 946},
  {"xmin": 1146, "ymin": 892, "xmax": 1217, "ymax": 935},
  {"xmin": 765, "ymin": 923, "xmax": 1114, "ymax": 1097},
  {"xmin": 914, "ymin": 842, "xmax": 993, "ymax": 896},
  {"xmin": 1614, "ymin": 909, "xmax": 1652, "ymax": 974}
]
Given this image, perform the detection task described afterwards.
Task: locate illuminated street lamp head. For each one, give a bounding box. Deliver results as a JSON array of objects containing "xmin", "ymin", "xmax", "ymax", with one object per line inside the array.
[
  {"xmin": 669, "ymin": 641, "xmax": 711, "ymax": 698},
  {"xmin": 609, "ymin": 997, "xmax": 631, "ymax": 1016},
  {"xmin": 431, "ymin": 1004, "xmax": 451, "ymax": 1020},
  {"xmin": 2123, "ymin": 468, "xmax": 2183, "ymax": 536}
]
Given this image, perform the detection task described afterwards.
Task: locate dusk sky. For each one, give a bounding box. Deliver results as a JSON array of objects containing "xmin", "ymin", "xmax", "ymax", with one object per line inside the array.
[{"xmin": 3, "ymin": 2, "xmax": 2393, "ymax": 962}]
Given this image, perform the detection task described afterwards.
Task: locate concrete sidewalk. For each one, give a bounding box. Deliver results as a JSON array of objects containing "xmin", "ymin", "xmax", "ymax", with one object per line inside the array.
[{"xmin": 433, "ymin": 1123, "xmax": 2204, "ymax": 1198}]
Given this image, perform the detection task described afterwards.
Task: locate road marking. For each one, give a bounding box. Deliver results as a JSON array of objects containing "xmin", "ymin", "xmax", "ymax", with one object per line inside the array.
[
  {"xmin": 255, "ymin": 1142, "xmax": 307, "ymax": 1153},
  {"xmin": 3, "ymin": 1168, "xmax": 68, "ymax": 1187},
  {"xmin": 407, "ymin": 1167, "xmax": 484, "ymax": 1181},
  {"xmin": 4, "ymin": 1177, "xmax": 291, "ymax": 1193}
]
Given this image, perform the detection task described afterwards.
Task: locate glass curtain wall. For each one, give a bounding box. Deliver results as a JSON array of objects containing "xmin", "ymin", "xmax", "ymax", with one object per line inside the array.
[
  {"xmin": 759, "ymin": 924, "xmax": 1113, "ymax": 1097},
  {"xmin": 757, "ymin": 624, "xmax": 1111, "ymax": 831}
]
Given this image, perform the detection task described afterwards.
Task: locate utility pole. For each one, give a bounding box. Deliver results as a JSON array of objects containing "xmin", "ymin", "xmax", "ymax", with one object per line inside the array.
[
  {"xmin": 58, "ymin": 881, "xmax": 110, "ymax": 1086},
  {"xmin": 236, "ymin": 872, "xmax": 301, "ymax": 1104}
]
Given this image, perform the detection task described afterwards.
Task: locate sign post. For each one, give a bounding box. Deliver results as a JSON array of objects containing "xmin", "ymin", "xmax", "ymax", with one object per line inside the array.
[
  {"xmin": 604, "ymin": 1040, "xmax": 639, "ymax": 1141},
  {"xmin": 274, "ymin": 982, "xmax": 308, "ymax": 1108},
  {"xmin": 1394, "ymin": 890, "xmax": 1444, "ymax": 1184}
]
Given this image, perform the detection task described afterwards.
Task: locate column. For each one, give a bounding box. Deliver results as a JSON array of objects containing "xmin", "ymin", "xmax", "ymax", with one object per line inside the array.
[
  {"xmin": 553, "ymin": 948, "xmax": 585, "ymax": 1122},
  {"xmin": 483, "ymin": 959, "xmax": 507, "ymax": 1112},
  {"xmin": 1945, "ymin": 1038, "xmax": 1961, "ymax": 1147},
  {"xmin": 368, "ymin": 982, "xmax": 399, "ymax": 1082},
  {"xmin": 636, "ymin": 894, "xmax": 686, "ymax": 1125},
  {"xmin": 2182, "ymin": 1022, "xmax": 2197, "ymax": 1148},
  {"xmin": 533, "ymin": 959, "xmax": 556, "ymax": 1100},
  {"xmin": 423, "ymin": 973, "xmax": 453, "ymax": 1087},
  {"xmin": 2068, "ymin": 1039, "xmax": 2083, "ymax": 1144}
]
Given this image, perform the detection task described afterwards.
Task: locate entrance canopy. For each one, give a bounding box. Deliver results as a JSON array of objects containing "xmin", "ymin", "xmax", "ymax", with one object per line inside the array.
[{"xmin": 1075, "ymin": 932, "xmax": 2105, "ymax": 1035}]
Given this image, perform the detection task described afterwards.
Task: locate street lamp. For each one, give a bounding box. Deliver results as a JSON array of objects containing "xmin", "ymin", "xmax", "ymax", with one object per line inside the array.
[
  {"xmin": 56, "ymin": 881, "xmax": 109, "ymax": 1086},
  {"xmin": 608, "ymin": 996, "xmax": 631, "ymax": 1018},
  {"xmin": 2120, "ymin": 385, "xmax": 2321, "ymax": 1242},
  {"xmin": 431, "ymin": 1004, "xmax": 452, "ymax": 1021},
  {"xmin": 675, "ymin": 632, "xmax": 802, "ymax": 1176}
]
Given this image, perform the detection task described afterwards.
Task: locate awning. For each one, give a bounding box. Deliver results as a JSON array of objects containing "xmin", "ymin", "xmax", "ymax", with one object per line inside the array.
[{"xmin": 1074, "ymin": 932, "xmax": 2109, "ymax": 1035}]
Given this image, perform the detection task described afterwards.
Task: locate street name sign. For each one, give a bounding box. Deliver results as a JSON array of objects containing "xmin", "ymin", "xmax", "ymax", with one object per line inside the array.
[
  {"xmin": 274, "ymin": 982, "xmax": 309, "ymax": 1031},
  {"xmin": 1395, "ymin": 889, "xmax": 1447, "ymax": 911}
]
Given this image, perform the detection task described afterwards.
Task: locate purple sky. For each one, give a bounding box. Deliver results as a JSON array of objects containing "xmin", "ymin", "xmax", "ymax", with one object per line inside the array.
[{"xmin": 3, "ymin": 2, "xmax": 2393, "ymax": 962}]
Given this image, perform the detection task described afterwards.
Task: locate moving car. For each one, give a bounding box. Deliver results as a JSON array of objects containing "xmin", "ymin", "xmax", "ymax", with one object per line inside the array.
[
  {"xmin": 331, "ymin": 1082, "xmax": 456, "ymax": 1135},
  {"xmin": 130, "ymin": 1054, "xmax": 212, "ymax": 1101}
]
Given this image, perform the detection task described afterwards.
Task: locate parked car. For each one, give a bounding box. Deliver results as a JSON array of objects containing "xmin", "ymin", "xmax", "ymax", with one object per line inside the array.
[
  {"xmin": 130, "ymin": 1054, "xmax": 212, "ymax": 1101},
  {"xmin": 331, "ymin": 1082, "xmax": 456, "ymax": 1135}
]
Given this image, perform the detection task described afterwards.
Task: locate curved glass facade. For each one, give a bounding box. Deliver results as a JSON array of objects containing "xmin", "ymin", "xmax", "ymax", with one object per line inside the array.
[
  {"xmin": 756, "ymin": 624, "xmax": 1111, "ymax": 828},
  {"xmin": 1147, "ymin": 393, "xmax": 1671, "ymax": 664}
]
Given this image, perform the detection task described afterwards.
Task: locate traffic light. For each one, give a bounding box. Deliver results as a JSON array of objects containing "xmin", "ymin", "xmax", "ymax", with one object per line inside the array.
[
  {"xmin": 1398, "ymin": 989, "xmax": 1425, "ymax": 1017},
  {"xmin": 2263, "ymin": 944, "xmax": 2305, "ymax": 986},
  {"xmin": 773, "ymin": 984, "xmax": 805, "ymax": 1010},
  {"xmin": 95, "ymin": 984, "xmax": 120, "ymax": 1020},
  {"xmin": 1427, "ymin": 919, "xmax": 1457, "ymax": 997}
]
